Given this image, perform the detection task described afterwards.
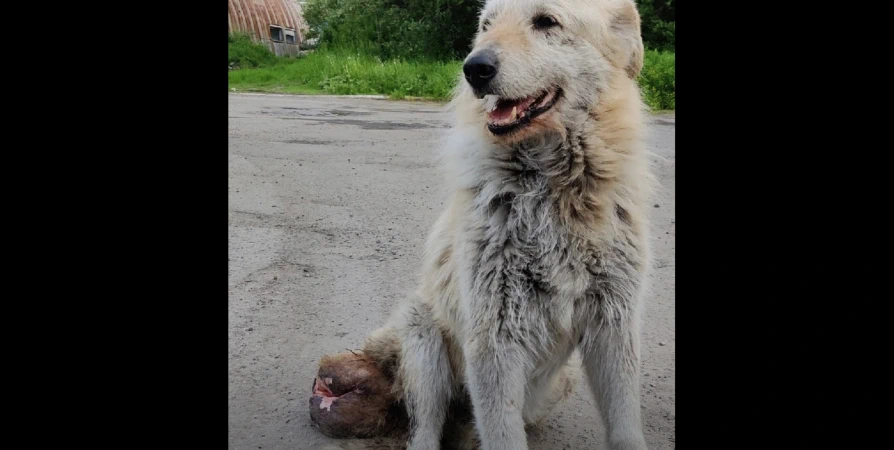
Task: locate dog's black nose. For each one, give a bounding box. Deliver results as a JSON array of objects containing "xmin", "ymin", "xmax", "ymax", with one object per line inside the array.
[{"xmin": 463, "ymin": 50, "xmax": 498, "ymax": 91}]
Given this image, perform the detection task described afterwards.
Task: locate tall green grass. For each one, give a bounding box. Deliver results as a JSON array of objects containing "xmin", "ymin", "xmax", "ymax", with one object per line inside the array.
[
  {"xmin": 229, "ymin": 47, "xmax": 461, "ymax": 100},
  {"xmin": 228, "ymin": 38, "xmax": 675, "ymax": 109},
  {"xmin": 228, "ymin": 33, "xmax": 278, "ymax": 69}
]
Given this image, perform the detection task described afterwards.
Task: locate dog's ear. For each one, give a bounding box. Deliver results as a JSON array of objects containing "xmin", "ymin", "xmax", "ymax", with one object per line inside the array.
[{"xmin": 609, "ymin": 0, "xmax": 644, "ymax": 79}]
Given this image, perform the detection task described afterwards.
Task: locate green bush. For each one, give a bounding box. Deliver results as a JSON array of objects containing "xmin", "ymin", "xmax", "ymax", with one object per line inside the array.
[
  {"xmin": 303, "ymin": 0, "xmax": 479, "ymax": 61},
  {"xmin": 293, "ymin": 0, "xmax": 674, "ymax": 107},
  {"xmin": 639, "ymin": 50, "xmax": 675, "ymax": 110},
  {"xmin": 636, "ymin": 0, "xmax": 675, "ymax": 51},
  {"xmin": 305, "ymin": 0, "xmax": 675, "ymax": 59},
  {"xmin": 228, "ymin": 33, "xmax": 278, "ymax": 69}
]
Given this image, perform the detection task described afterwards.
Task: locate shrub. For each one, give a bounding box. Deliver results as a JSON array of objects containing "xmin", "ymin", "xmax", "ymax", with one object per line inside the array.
[
  {"xmin": 636, "ymin": 0, "xmax": 675, "ymax": 51},
  {"xmin": 303, "ymin": 0, "xmax": 479, "ymax": 61},
  {"xmin": 639, "ymin": 50, "xmax": 675, "ymax": 110}
]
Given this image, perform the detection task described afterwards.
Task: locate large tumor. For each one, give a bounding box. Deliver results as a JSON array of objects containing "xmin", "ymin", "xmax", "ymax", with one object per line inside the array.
[{"xmin": 309, "ymin": 351, "xmax": 408, "ymax": 439}]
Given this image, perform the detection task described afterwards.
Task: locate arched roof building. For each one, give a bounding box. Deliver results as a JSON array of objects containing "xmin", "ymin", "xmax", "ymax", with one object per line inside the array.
[{"xmin": 228, "ymin": 0, "xmax": 309, "ymax": 57}]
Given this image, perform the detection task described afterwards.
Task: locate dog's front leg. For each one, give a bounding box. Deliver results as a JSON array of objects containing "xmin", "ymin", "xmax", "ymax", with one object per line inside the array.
[
  {"xmin": 463, "ymin": 333, "xmax": 529, "ymax": 450},
  {"xmin": 580, "ymin": 300, "xmax": 648, "ymax": 450}
]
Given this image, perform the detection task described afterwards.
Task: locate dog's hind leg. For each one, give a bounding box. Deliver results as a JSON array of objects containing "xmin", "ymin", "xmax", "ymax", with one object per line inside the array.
[{"xmin": 396, "ymin": 300, "xmax": 454, "ymax": 450}]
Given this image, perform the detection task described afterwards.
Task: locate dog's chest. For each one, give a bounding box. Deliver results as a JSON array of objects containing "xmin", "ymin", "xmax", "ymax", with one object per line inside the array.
[
  {"xmin": 489, "ymin": 188, "xmax": 588, "ymax": 290},
  {"xmin": 465, "ymin": 174, "xmax": 593, "ymax": 341}
]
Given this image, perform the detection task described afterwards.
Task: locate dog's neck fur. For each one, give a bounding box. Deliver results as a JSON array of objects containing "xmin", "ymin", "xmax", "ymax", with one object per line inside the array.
[
  {"xmin": 443, "ymin": 73, "xmax": 649, "ymax": 243},
  {"xmin": 472, "ymin": 102, "xmax": 644, "ymax": 236}
]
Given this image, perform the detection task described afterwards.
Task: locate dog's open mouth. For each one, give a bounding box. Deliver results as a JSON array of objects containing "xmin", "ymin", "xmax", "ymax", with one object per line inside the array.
[{"xmin": 486, "ymin": 88, "xmax": 562, "ymax": 135}]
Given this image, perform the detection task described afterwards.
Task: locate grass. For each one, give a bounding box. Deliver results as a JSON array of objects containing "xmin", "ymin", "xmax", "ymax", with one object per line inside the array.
[
  {"xmin": 228, "ymin": 38, "xmax": 675, "ymax": 109},
  {"xmin": 229, "ymin": 43, "xmax": 461, "ymax": 100},
  {"xmin": 228, "ymin": 33, "xmax": 278, "ymax": 69}
]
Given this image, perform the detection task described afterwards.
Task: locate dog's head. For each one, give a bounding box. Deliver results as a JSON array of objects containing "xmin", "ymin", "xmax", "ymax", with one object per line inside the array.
[{"xmin": 458, "ymin": 0, "xmax": 643, "ymax": 142}]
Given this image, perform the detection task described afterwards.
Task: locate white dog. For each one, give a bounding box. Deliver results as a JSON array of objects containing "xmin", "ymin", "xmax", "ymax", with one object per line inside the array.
[{"xmin": 354, "ymin": 1, "xmax": 652, "ymax": 449}]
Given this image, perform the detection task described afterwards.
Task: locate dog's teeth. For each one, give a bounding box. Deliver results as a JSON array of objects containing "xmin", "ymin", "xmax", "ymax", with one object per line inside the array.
[
  {"xmin": 510, "ymin": 106, "xmax": 518, "ymax": 121},
  {"xmin": 484, "ymin": 95, "xmax": 499, "ymax": 112}
]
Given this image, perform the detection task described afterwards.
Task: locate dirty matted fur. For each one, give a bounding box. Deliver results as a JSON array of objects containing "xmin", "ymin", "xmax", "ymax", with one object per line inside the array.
[{"xmin": 343, "ymin": 1, "xmax": 653, "ymax": 449}]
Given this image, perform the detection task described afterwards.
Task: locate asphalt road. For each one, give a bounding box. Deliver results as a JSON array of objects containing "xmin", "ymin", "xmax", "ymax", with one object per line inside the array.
[{"xmin": 228, "ymin": 93, "xmax": 675, "ymax": 450}]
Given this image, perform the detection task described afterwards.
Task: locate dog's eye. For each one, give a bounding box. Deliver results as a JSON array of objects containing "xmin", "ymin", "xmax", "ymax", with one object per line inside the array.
[
  {"xmin": 482, "ymin": 19, "xmax": 491, "ymax": 32},
  {"xmin": 533, "ymin": 15, "xmax": 559, "ymax": 30}
]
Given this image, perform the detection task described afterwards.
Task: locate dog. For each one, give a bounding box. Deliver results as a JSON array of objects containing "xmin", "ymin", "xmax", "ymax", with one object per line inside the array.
[{"xmin": 356, "ymin": 1, "xmax": 652, "ymax": 449}]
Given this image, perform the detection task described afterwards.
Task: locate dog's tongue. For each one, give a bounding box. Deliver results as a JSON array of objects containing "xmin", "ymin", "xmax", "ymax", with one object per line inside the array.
[{"xmin": 488, "ymin": 96, "xmax": 536, "ymax": 125}]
